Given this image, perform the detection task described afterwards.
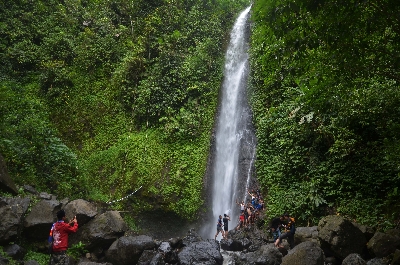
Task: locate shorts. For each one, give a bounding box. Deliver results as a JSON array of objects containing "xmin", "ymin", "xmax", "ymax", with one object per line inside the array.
[
  {"xmin": 224, "ymin": 226, "xmax": 228, "ymax": 231},
  {"xmin": 217, "ymin": 226, "xmax": 222, "ymax": 232}
]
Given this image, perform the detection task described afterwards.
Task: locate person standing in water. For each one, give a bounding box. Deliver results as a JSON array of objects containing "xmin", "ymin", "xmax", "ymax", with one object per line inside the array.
[{"xmin": 215, "ymin": 215, "xmax": 223, "ymax": 240}]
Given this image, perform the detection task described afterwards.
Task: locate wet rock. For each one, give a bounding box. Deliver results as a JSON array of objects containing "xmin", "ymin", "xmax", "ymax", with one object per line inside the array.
[
  {"xmin": 294, "ymin": 226, "xmax": 319, "ymax": 245},
  {"xmin": 342, "ymin": 253, "xmax": 366, "ymax": 265},
  {"xmin": 367, "ymin": 231, "xmax": 400, "ymax": 258},
  {"xmin": 182, "ymin": 228, "xmax": 203, "ymax": 246},
  {"xmin": 281, "ymin": 241, "xmax": 325, "ymax": 265},
  {"xmin": 0, "ymin": 196, "xmax": 30, "ymax": 243},
  {"xmin": 63, "ymin": 199, "xmax": 98, "ymax": 226},
  {"xmin": 168, "ymin": 237, "xmax": 183, "ymax": 249},
  {"xmin": 318, "ymin": 215, "xmax": 367, "ymax": 260},
  {"xmin": 159, "ymin": 241, "xmax": 178, "ymax": 263},
  {"xmin": 178, "ymin": 239, "xmax": 222, "ymax": 265},
  {"xmin": 105, "ymin": 235, "xmax": 157, "ymax": 265},
  {"xmin": 24, "ymin": 199, "xmax": 61, "ymax": 240},
  {"xmin": 23, "ymin": 185, "xmax": 38, "ymax": 195},
  {"xmin": 71, "ymin": 211, "xmax": 128, "ymax": 251}
]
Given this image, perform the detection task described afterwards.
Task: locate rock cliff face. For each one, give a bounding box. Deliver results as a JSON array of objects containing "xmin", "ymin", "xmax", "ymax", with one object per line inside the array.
[{"xmin": 1, "ymin": 195, "xmax": 399, "ymax": 265}]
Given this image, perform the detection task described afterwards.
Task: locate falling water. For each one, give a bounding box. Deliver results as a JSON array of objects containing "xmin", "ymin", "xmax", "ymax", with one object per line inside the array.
[{"xmin": 202, "ymin": 6, "xmax": 255, "ymax": 240}]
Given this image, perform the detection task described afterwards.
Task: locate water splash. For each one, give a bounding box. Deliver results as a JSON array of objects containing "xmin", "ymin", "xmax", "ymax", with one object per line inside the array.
[{"xmin": 202, "ymin": 6, "xmax": 253, "ymax": 240}]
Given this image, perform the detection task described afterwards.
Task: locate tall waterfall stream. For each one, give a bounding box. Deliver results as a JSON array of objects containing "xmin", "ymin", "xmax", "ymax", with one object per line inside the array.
[{"xmin": 201, "ymin": 6, "xmax": 256, "ymax": 240}]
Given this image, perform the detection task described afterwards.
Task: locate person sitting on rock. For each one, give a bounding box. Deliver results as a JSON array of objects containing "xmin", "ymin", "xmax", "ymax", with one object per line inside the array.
[
  {"xmin": 215, "ymin": 215, "xmax": 223, "ymax": 240},
  {"xmin": 274, "ymin": 213, "xmax": 295, "ymax": 249}
]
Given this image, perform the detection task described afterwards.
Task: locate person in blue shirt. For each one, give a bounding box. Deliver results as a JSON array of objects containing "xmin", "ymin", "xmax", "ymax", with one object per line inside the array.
[{"xmin": 214, "ymin": 215, "xmax": 223, "ymax": 240}]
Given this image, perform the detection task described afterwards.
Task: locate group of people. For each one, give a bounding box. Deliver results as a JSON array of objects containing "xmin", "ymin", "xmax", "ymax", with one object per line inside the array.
[
  {"xmin": 235, "ymin": 188, "xmax": 265, "ymax": 230},
  {"xmin": 269, "ymin": 213, "xmax": 296, "ymax": 249}
]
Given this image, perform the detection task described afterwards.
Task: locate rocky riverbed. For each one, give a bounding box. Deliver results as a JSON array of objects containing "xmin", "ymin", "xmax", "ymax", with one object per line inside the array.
[{"xmin": 1, "ymin": 193, "xmax": 400, "ymax": 265}]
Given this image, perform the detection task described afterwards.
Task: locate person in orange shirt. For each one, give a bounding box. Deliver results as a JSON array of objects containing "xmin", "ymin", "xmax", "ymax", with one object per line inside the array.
[{"xmin": 48, "ymin": 210, "xmax": 78, "ymax": 265}]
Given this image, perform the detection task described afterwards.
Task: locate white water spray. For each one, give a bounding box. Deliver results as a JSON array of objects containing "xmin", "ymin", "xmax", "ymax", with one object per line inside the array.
[{"xmin": 203, "ymin": 6, "xmax": 252, "ymax": 240}]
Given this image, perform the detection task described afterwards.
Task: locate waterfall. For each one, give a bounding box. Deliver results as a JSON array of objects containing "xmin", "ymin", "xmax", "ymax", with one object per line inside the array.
[{"xmin": 202, "ymin": 6, "xmax": 255, "ymax": 240}]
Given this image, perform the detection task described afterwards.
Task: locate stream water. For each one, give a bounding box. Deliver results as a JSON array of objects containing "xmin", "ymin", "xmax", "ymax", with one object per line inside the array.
[{"xmin": 201, "ymin": 6, "xmax": 255, "ymax": 240}]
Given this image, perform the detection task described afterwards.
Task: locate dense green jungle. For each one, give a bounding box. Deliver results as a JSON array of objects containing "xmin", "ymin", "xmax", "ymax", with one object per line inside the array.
[{"xmin": 1, "ymin": 0, "xmax": 400, "ymax": 242}]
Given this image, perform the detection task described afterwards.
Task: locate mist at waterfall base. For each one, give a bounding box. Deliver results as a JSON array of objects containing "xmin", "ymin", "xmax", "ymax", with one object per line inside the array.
[{"xmin": 200, "ymin": 6, "xmax": 255, "ymax": 240}]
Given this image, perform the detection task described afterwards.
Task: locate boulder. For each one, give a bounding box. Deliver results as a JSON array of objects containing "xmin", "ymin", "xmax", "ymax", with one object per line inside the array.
[
  {"xmin": 392, "ymin": 249, "xmax": 400, "ymax": 265},
  {"xmin": 137, "ymin": 250, "xmax": 164, "ymax": 265},
  {"xmin": 63, "ymin": 199, "xmax": 97, "ymax": 226},
  {"xmin": 24, "ymin": 199, "xmax": 61, "ymax": 240},
  {"xmin": 367, "ymin": 231, "xmax": 400, "ymax": 258},
  {"xmin": 0, "ymin": 153, "xmax": 18, "ymax": 195},
  {"xmin": 294, "ymin": 226, "xmax": 319, "ymax": 245},
  {"xmin": 233, "ymin": 244, "xmax": 283, "ymax": 265},
  {"xmin": 342, "ymin": 253, "xmax": 366, "ymax": 265},
  {"xmin": 168, "ymin": 237, "xmax": 183, "ymax": 249},
  {"xmin": 366, "ymin": 258, "xmax": 387, "ymax": 265},
  {"xmin": 281, "ymin": 241, "xmax": 325, "ymax": 265},
  {"xmin": 178, "ymin": 239, "xmax": 222, "ymax": 265},
  {"xmin": 0, "ymin": 197, "xmax": 30, "ymax": 243},
  {"xmin": 318, "ymin": 215, "xmax": 367, "ymax": 260},
  {"xmin": 352, "ymin": 222, "xmax": 375, "ymax": 241},
  {"xmin": 181, "ymin": 228, "xmax": 203, "ymax": 246},
  {"xmin": 4, "ymin": 244, "xmax": 26, "ymax": 260},
  {"xmin": 105, "ymin": 235, "xmax": 157, "ymax": 265},
  {"xmin": 71, "ymin": 211, "xmax": 128, "ymax": 252},
  {"xmin": 159, "ymin": 241, "xmax": 178, "ymax": 263},
  {"xmin": 23, "ymin": 185, "xmax": 38, "ymax": 195}
]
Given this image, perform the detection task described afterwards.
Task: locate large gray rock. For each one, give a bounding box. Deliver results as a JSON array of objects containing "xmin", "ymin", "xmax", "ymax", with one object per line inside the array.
[
  {"xmin": 234, "ymin": 244, "xmax": 282, "ymax": 265},
  {"xmin": 367, "ymin": 231, "xmax": 400, "ymax": 258},
  {"xmin": 295, "ymin": 226, "xmax": 319, "ymax": 245},
  {"xmin": 71, "ymin": 211, "xmax": 128, "ymax": 251},
  {"xmin": 0, "ymin": 197, "xmax": 30, "ymax": 244},
  {"xmin": 24, "ymin": 199, "xmax": 61, "ymax": 240},
  {"xmin": 0, "ymin": 153, "xmax": 18, "ymax": 195},
  {"xmin": 105, "ymin": 235, "xmax": 157, "ymax": 265},
  {"xmin": 158, "ymin": 241, "xmax": 178, "ymax": 263},
  {"xmin": 137, "ymin": 250, "xmax": 164, "ymax": 265},
  {"xmin": 63, "ymin": 199, "xmax": 97, "ymax": 226},
  {"xmin": 281, "ymin": 241, "xmax": 325, "ymax": 265},
  {"xmin": 4, "ymin": 244, "xmax": 26, "ymax": 260},
  {"xmin": 178, "ymin": 239, "xmax": 222, "ymax": 265},
  {"xmin": 342, "ymin": 253, "xmax": 366, "ymax": 265},
  {"xmin": 318, "ymin": 215, "xmax": 367, "ymax": 260}
]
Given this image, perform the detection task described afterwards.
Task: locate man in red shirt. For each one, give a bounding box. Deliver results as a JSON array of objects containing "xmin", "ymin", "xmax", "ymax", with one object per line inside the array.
[{"xmin": 48, "ymin": 210, "xmax": 78, "ymax": 265}]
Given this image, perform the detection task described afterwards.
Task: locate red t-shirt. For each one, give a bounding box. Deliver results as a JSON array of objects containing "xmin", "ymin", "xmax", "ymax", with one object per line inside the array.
[
  {"xmin": 239, "ymin": 214, "xmax": 245, "ymax": 221},
  {"xmin": 50, "ymin": 221, "xmax": 78, "ymax": 252}
]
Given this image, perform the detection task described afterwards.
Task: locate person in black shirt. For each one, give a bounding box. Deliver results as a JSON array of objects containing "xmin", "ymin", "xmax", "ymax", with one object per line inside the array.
[{"xmin": 222, "ymin": 214, "xmax": 230, "ymax": 239}]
